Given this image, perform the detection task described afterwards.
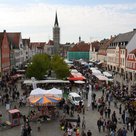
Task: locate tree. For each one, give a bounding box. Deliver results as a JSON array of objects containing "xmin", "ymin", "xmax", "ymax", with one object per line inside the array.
[
  {"xmin": 51, "ymin": 55, "xmax": 70, "ymax": 79},
  {"xmin": 26, "ymin": 54, "xmax": 50, "ymax": 80},
  {"xmin": 26, "ymin": 54, "xmax": 70, "ymax": 80}
]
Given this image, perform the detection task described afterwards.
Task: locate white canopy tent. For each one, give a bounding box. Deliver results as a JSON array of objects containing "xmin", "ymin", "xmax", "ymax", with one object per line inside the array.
[
  {"xmin": 90, "ymin": 67, "xmax": 98, "ymax": 70},
  {"xmin": 95, "ymin": 75, "xmax": 109, "ymax": 81},
  {"xmin": 30, "ymin": 87, "xmax": 63, "ymax": 98},
  {"xmin": 103, "ymin": 71, "xmax": 112, "ymax": 77},
  {"xmin": 30, "ymin": 88, "xmax": 46, "ymax": 96},
  {"xmin": 74, "ymin": 81, "xmax": 85, "ymax": 84},
  {"xmin": 24, "ymin": 80, "xmax": 70, "ymax": 85},
  {"xmin": 45, "ymin": 87, "xmax": 63, "ymax": 98},
  {"xmin": 92, "ymin": 70, "xmax": 102, "ymax": 76},
  {"xmin": 70, "ymin": 69, "xmax": 78, "ymax": 73}
]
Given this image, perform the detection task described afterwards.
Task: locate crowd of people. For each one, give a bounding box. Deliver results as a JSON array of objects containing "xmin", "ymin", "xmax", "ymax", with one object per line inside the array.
[
  {"xmin": 0, "ymin": 60, "xmax": 136, "ymax": 136},
  {"xmin": 73, "ymin": 60, "xmax": 136, "ymax": 136}
]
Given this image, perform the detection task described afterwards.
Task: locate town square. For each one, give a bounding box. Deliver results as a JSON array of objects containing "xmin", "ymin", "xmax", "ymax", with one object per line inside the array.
[{"xmin": 0, "ymin": 1, "xmax": 136, "ymax": 136}]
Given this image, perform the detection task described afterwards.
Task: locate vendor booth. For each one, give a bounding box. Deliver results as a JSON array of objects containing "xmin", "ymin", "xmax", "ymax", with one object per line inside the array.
[
  {"xmin": 68, "ymin": 72, "xmax": 86, "ymax": 81},
  {"xmin": 8, "ymin": 109, "xmax": 20, "ymax": 127},
  {"xmin": 28, "ymin": 94, "xmax": 61, "ymax": 121}
]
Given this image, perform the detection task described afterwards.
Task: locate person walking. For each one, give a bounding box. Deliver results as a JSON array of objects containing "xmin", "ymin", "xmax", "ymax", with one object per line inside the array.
[
  {"xmin": 81, "ymin": 130, "xmax": 87, "ymax": 136},
  {"xmin": 119, "ymin": 104, "xmax": 122, "ymax": 114},
  {"xmin": 82, "ymin": 116, "xmax": 86, "ymax": 130},
  {"xmin": 37, "ymin": 119, "xmax": 41, "ymax": 132},
  {"xmin": 102, "ymin": 119, "xmax": 106, "ymax": 132},
  {"xmin": 107, "ymin": 107, "xmax": 111, "ymax": 119},
  {"xmin": 97, "ymin": 118, "xmax": 102, "ymax": 132},
  {"xmin": 134, "ymin": 128, "xmax": 136, "ymax": 136},
  {"xmin": 122, "ymin": 127, "xmax": 127, "ymax": 136},
  {"xmin": 77, "ymin": 114, "xmax": 81, "ymax": 127},
  {"xmin": 87, "ymin": 130, "xmax": 92, "ymax": 136}
]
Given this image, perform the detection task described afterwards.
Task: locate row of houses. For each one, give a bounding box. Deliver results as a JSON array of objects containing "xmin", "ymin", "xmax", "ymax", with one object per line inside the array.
[
  {"xmin": 0, "ymin": 28, "xmax": 135, "ymax": 84},
  {"xmin": 68, "ymin": 29, "xmax": 136, "ymax": 84},
  {"xmin": 0, "ymin": 30, "xmax": 49, "ymax": 77}
]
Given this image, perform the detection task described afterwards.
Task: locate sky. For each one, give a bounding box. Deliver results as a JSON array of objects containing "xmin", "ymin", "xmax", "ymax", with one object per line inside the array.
[{"xmin": 0, "ymin": 0, "xmax": 136, "ymax": 43}]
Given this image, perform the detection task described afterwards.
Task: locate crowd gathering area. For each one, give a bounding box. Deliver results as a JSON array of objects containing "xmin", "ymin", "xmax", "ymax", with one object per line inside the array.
[{"xmin": 0, "ymin": 59, "xmax": 136, "ymax": 136}]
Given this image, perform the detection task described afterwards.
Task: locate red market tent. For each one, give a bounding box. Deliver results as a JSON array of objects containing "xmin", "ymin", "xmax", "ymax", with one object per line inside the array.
[{"xmin": 68, "ymin": 72, "xmax": 86, "ymax": 81}]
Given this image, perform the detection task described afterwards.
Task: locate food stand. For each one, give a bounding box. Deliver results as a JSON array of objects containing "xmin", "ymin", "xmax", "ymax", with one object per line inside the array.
[{"xmin": 8, "ymin": 109, "xmax": 20, "ymax": 127}]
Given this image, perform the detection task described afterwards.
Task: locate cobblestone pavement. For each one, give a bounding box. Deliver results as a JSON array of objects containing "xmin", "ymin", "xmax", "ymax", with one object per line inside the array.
[{"xmin": 0, "ymin": 81, "xmax": 132, "ymax": 136}]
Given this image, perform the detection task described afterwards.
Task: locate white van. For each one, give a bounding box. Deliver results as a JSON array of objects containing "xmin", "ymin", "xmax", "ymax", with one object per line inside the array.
[{"xmin": 68, "ymin": 92, "xmax": 84, "ymax": 106}]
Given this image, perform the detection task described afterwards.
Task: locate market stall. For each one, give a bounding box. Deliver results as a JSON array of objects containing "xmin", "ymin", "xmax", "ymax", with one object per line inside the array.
[
  {"xmin": 93, "ymin": 75, "xmax": 109, "ymax": 90},
  {"xmin": 30, "ymin": 88, "xmax": 47, "ymax": 96},
  {"xmin": 28, "ymin": 95, "xmax": 61, "ymax": 121},
  {"xmin": 8, "ymin": 109, "xmax": 20, "ymax": 127},
  {"xmin": 68, "ymin": 72, "xmax": 86, "ymax": 81}
]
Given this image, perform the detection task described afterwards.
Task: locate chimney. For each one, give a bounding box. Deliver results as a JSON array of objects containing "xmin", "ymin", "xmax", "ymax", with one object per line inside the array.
[
  {"xmin": 3, "ymin": 30, "xmax": 6, "ymax": 33},
  {"xmin": 110, "ymin": 35, "xmax": 112, "ymax": 39}
]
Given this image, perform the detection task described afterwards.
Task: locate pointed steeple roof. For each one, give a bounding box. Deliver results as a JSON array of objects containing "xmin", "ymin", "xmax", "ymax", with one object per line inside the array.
[{"xmin": 54, "ymin": 11, "xmax": 59, "ymax": 27}]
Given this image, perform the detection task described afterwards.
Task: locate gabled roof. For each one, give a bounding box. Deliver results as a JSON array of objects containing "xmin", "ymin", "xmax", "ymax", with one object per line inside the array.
[
  {"xmin": 91, "ymin": 41, "xmax": 100, "ymax": 52},
  {"xmin": 69, "ymin": 42, "xmax": 90, "ymax": 52},
  {"xmin": 109, "ymin": 29, "xmax": 136, "ymax": 49},
  {"xmin": 98, "ymin": 36, "xmax": 116, "ymax": 55},
  {"xmin": 130, "ymin": 49, "xmax": 136, "ymax": 57},
  {"xmin": 7, "ymin": 32, "xmax": 21, "ymax": 49},
  {"xmin": 47, "ymin": 40, "xmax": 54, "ymax": 45},
  {"xmin": 0, "ymin": 32, "xmax": 4, "ymax": 46}
]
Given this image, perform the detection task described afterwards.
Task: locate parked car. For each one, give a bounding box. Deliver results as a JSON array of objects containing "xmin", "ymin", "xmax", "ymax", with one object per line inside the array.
[{"xmin": 68, "ymin": 92, "xmax": 84, "ymax": 106}]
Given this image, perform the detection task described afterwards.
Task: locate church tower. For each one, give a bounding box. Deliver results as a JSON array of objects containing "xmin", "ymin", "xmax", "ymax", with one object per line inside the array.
[{"xmin": 53, "ymin": 11, "xmax": 60, "ymax": 54}]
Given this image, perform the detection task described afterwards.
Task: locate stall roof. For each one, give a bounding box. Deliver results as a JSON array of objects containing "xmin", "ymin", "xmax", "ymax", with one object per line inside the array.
[
  {"xmin": 92, "ymin": 70, "xmax": 102, "ymax": 76},
  {"xmin": 70, "ymin": 69, "xmax": 78, "ymax": 73},
  {"xmin": 24, "ymin": 80, "xmax": 70, "ymax": 84},
  {"xmin": 90, "ymin": 67, "xmax": 98, "ymax": 70},
  {"xmin": 74, "ymin": 81, "xmax": 85, "ymax": 84},
  {"xmin": 103, "ymin": 71, "xmax": 112, "ymax": 77},
  {"xmin": 8, "ymin": 109, "xmax": 20, "ymax": 113},
  {"xmin": 95, "ymin": 75, "xmax": 109, "ymax": 81},
  {"xmin": 97, "ymin": 61, "xmax": 104, "ymax": 65}
]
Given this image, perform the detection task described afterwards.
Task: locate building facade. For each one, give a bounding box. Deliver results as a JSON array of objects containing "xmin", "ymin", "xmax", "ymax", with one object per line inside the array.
[
  {"xmin": 67, "ymin": 41, "xmax": 91, "ymax": 61},
  {"xmin": 126, "ymin": 49, "xmax": 136, "ymax": 85},
  {"xmin": 0, "ymin": 30, "xmax": 10, "ymax": 76},
  {"xmin": 107, "ymin": 29, "xmax": 136, "ymax": 73}
]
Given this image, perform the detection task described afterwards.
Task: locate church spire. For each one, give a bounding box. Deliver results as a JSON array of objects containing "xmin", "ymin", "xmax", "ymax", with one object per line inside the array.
[{"xmin": 54, "ymin": 11, "xmax": 59, "ymax": 27}]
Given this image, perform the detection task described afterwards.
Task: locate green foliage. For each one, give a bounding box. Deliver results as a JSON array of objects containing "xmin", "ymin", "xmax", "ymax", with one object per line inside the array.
[
  {"xmin": 51, "ymin": 55, "xmax": 70, "ymax": 79},
  {"xmin": 26, "ymin": 54, "xmax": 50, "ymax": 80},
  {"xmin": 26, "ymin": 54, "xmax": 70, "ymax": 80}
]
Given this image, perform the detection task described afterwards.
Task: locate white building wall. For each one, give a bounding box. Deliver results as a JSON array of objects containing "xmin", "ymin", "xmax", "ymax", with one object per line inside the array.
[
  {"xmin": 107, "ymin": 49, "xmax": 116, "ymax": 67},
  {"xmin": 120, "ymin": 49, "xmax": 126, "ymax": 69},
  {"xmin": 97, "ymin": 54, "xmax": 105, "ymax": 62},
  {"xmin": 126, "ymin": 32, "xmax": 136, "ymax": 53}
]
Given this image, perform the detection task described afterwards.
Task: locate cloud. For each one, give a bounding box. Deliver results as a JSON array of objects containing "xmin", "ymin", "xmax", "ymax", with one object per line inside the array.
[{"xmin": 0, "ymin": 3, "xmax": 136, "ymax": 43}]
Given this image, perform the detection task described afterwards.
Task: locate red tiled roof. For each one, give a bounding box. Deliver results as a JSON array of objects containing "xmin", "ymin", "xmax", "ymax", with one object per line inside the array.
[
  {"xmin": 91, "ymin": 41, "xmax": 100, "ymax": 51},
  {"xmin": 98, "ymin": 37, "xmax": 116, "ymax": 55},
  {"xmin": 0, "ymin": 32, "xmax": 4, "ymax": 46},
  {"xmin": 30, "ymin": 42, "xmax": 46, "ymax": 49},
  {"xmin": 130, "ymin": 49, "xmax": 136, "ymax": 57},
  {"xmin": 47, "ymin": 40, "xmax": 54, "ymax": 45},
  {"xmin": 7, "ymin": 32, "xmax": 21, "ymax": 49},
  {"xmin": 69, "ymin": 42, "xmax": 90, "ymax": 52}
]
